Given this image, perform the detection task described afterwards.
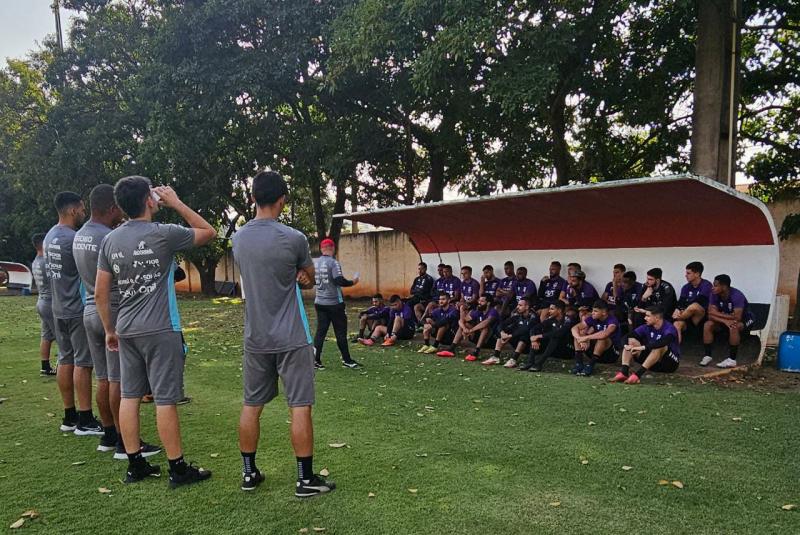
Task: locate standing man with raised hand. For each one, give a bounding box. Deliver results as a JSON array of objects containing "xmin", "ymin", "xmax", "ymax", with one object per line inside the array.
[
  {"xmin": 95, "ymin": 176, "xmax": 216, "ymax": 487},
  {"xmin": 74, "ymin": 184, "xmax": 160, "ymax": 459},
  {"xmin": 44, "ymin": 191, "xmax": 103, "ymax": 435},
  {"xmin": 31, "ymin": 233, "xmax": 58, "ymax": 376},
  {"xmin": 313, "ymin": 237, "xmax": 362, "ymax": 370},
  {"xmin": 233, "ymin": 171, "xmax": 334, "ymax": 497}
]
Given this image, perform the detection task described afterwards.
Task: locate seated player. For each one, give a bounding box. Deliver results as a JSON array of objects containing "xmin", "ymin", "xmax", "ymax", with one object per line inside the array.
[
  {"xmin": 700, "ymin": 274, "xmax": 755, "ymax": 368},
  {"xmin": 672, "ymin": 261, "xmax": 713, "ymax": 343},
  {"xmin": 571, "ymin": 300, "xmax": 622, "ymax": 376},
  {"xmin": 482, "ymin": 297, "xmax": 536, "ymax": 367},
  {"xmin": 504, "ymin": 266, "xmax": 536, "ymax": 318},
  {"xmin": 612, "ymin": 306, "xmax": 680, "ymax": 384},
  {"xmin": 439, "ymin": 294, "xmax": 499, "ymax": 360},
  {"xmin": 478, "ymin": 265, "xmax": 501, "ymax": 301},
  {"xmin": 418, "ymin": 292, "xmax": 460, "ymax": 354},
  {"xmin": 601, "ymin": 264, "xmax": 626, "ymax": 315},
  {"xmin": 618, "ymin": 271, "xmax": 644, "ymax": 334},
  {"xmin": 633, "ymin": 268, "xmax": 676, "ymax": 327},
  {"xmin": 441, "ymin": 265, "xmax": 461, "ymax": 302},
  {"xmin": 537, "ymin": 261, "xmax": 568, "ymax": 322},
  {"xmin": 366, "ymin": 295, "xmax": 417, "ymax": 347},
  {"xmin": 355, "ymin": 294, "xmax": 389, "ymax": 342},
  {"xmin": 566, "ymin": 262, "xmax": 581, "ymax": 278},
  {"xmin": 409, "ymin": 262, "xmax": 435, "ymax": 323},
  {"xmin": 521, "ymin": 301, "xmax": 574, "ymax": 372},
  {"xmin": 458, "ymin": 266, "xmax": 481, "ymax": 312},
  {"xmin": 561, "ymin": 270, "xmax": 599, "ymax": 310},
  {"xmin": 421, "ymin": 264, "xmax": 448, "ymax": 320},
  {"xmin": 495, "ymin": 261, "xmax": 517, "ymax": 315}
]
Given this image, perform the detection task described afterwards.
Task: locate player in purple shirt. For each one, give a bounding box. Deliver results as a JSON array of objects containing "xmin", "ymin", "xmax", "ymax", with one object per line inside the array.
[
  {"xmin": 366, "ymin": 295, "xmax": 416, "ymax": 347},
  {"xmin": 566, "ymin": 262, "xmax": 581, "ymax": 278},
  {"xmin": 619, "ymin": 271, "xmax": 644, "ymax": 334},
  {"xmin": 510, "ymin": 266, "xmax": 537, "ymax": 318},
  {"xmin": 536, "ymin": 261, "xmax": 568, "ymax": 321},
  {"xmin": 700, "ymin": 274, "xmax": 755, "ymax": 369},
  {"xmin": 478, "ymin": 265, "xmax": 501, "ymax": 301},
  {"xmin": 421, "ymin": 264, "xmax": 448, "ymax": 320},
  {"xmin": 495, "ymin": 261, "xmax": 517, "ymax": 315},
  {"xmin": 438, "ymin": 294, "xmax": 499, "ymax": 359},
  {"xmin": 561, "ymin": 270, "xmax": 599, "ymax": 310},
  {"xmin": 458, "ymin": 266, "xmax": 481, "ymax": 311},
  {"xmin": 418, "ymin": 292, "xmax": 461, "ymax": 354},
  {"xmin": 601, "ymin": 263, "xmax": 626, "ymax": 314},
  {"xmin": 570, "ymin": 300, "xmax": 621, "ymax": 376},
  {"xmin": 672, "ymin": 261, "xmax": 714, "ymax": 343},
  {"xmin": 355, "ymin": 294, "xmax": 389, "ymax": 341},
  {"xmin": 613, "ymin": 306, "xmax": 680, "ymax": 384},
  {"xmin": 440, "ymin": 265, "xmax": 462, "ymax": 301}
]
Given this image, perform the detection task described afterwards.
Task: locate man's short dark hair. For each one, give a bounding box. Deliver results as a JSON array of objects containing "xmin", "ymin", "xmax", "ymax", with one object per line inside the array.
[
  {"xmin": 437, "ymin": 263, "xmax": 445, "ymax": 269},
  {"xmin": 445, "ymin": 265, "xmax": 452, "ymax": 271},
  {"xmin": 504, "ymin": 260, "xmax": 514, "ymax": 267},
  {"xmin": 389, "ymin": 294, "xmax": 402, "ymax": 303},
  {"xmin": 647, "ymin": 267, "xmax": 663, "ymax": 279},
  {"xmin": 568, "ymin": 262, "xmax": 581, "ymax": 270},
  {"xmin": 419, "ymin": 262, "xmax": 427, "ymax": 269},
  {"xmin": 31, "ymin": 233, "xmax": 46, "ymax": 248},
  {"xmin": 54, "ymin": 191, "xmax": 82, "ymax": 214},
  {"xmin": 623, "ymin": 271, "xmax": 637, "ymax": 282},
  {"xmin": 550, "ymin": 301, "xmax": 565, "ymax": 312},
  {"xmin": 482, "ymin": 264, "xmax": 493, "ymax": 271},
  {"xmin": 253, "ymin": 171, "xmax": 288, "ymax": 207},
  {"xmin": 520, "ymin": 296, "xmax": 532, "ymax": 307},
  {"xmin": 517, "ymin": 266, "xmax": 527, "ymax": 274},
  {"xmin": 714, "ymin": 274, "xmax": 731, "ymax": 287},
  {"xmin": 592, "ymin": 300, "xmax": 608, "ymax": 311},
  {"xmin": 373, "ymin": 293, "xmax": 383, "ymax": 299},
  {"xmin": 89, "ymin": 184, "xmax": 117, "ymax": 215},
  {"xmin": 551, "ymin": 261, "xmax": 561, "ymax": 268},
  {"xmin": 614, "ymin": 263, "xmax": 626, "ymax": 271},
  {"xmin": 686, "ymin": 261, "xmax": 704, "ymax": 274},
  {"xmin": 114, "ymin": 176, "xmax": 151, "ymax": 219},
  {"xmin": 480, "ymin": 293, "xmax": 494, "ymax": 305},
  {"xmin": 461, "ymin": 266, "xmax": 472, "ymax": 273},
  {"xmin": 647, "ymin": 305, "xmax": 665, "ymax": 318}
]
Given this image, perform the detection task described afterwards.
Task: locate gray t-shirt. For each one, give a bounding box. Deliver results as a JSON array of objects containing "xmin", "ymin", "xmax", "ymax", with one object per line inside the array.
[
  {"xmin": 314, "ymin": 255, "xmax": 345, "ymax": 306},
  {"xmin": 74, "ymin": 220, "xmax": 119, "ymax": 315},
  {"xmin": 232, "ymin": 218, "xmax": 313, "ymax": 353},
  {"xmin": 43, "ymin": 224, "xmax": 85, "ymax": 319},
  {"xmin": 97, "ymin": 220, "xmax": 195, "ymax": 337},
  {"xmin": 31, "ymin": 255, "xmax": 51, "ymax": 301}
]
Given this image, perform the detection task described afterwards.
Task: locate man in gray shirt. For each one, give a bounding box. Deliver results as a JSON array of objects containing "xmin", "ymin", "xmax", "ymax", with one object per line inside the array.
[
  {"xmin": 233, "ymin": 170, "xmax": 334, "ymax": 497},
  {"xmin": 313, "ymin": 238, "xmax": 361, "ymax": 369},
  {"xmin": 44, "ymin": 191, "xmax": 103, "ymax": 435},
  {"xmin": 96, "ymin": 176, "xmax": 216, "ymax": 488},
  {"xmin": 31, "ymin": 233, "xmax": 57, "ymax": 376},
  {"xmin": 75, "ymin": 184, "xmax": 160, "ymax": 460}
]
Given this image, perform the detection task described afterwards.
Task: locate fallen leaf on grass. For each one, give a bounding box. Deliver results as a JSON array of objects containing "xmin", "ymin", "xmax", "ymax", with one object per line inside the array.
[
  {"xmin": 46, "ymin": 412, "xmax": 55, "ymax": 417},
  {"xmin": 622, "ymin": 466, "xmax": 633, "ymax": 471},
  {"xmin": 581, "ymin": 460, "xmax": 589, "ymax": 465},
  {"xmin": 416, "ymin": 413, "xmax": 424, "ymax": 417},
  {"xmin": 658, "ymin": 480, "xmax": 670, "ymax": 486},
  {"xmin": 209, "ymin": 453, "xmax": 220, "ymax": 458},
  {"xmin": 368, "ymin": 492, "xmax": 376, "ymax": 498},
  {"xmin": 415, "ymin": 453, "xmax": 428, "ymax": 458},
  {"xmin": 782, "ymin": 504, "xmax": 797, "ymax": 511},
  {"xmin": 408, "ymin": 488, "xmax": 418, "ymax": 494},
  {"xmin": 328, "ymin": 443, "xmax": 347, "ymax": 448},
  {"xmin": 299, "ymin": 529, "xmax": 309, "ymax": 534},
  {"xmin": 98, "ymin": 487, "xmax": 112, "ymax": 494},
  {"xmin": 0, "ymin": 398, "xmax": 8, "ymax": 403},
  {"xmin": 549, "ymin": 502, "xmax": 561, "ymax": 507},
  {"xmin": 588, "ymin": 421, "xmax": 596, "ymax": 426},
  {"xmin": 42, "ymin": 397, "xmax": 49, "ymax": 401},
  {"xmin": 20, "ymin": 510, "xmax": 38, "ymax": 519},
  {"xmin": 671, "ymin": 481, "xmax": 684, "ymax": 489},
  {"xmin": 732, "ymin": 417, "xmax": 743, "ymax": 422},
  {"xmin": 313, "ymin": 528, "xmax": 326, "ymax": 533},
  {"xmin": 320, "ymin": 468, "xmax": 329, "ymax": 477},
  {"xmin": 71, "ymin": 461, "xmax": 86, "ymax": 466},
  {"xmin": 10, "ymin": 518, "xmax": 24, "ymax": 529}
]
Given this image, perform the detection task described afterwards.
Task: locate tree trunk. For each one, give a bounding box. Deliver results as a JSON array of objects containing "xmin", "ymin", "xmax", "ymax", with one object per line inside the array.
[
  {"xmin": 350, "ymin": 177, "xmax": 359, "ymax": 234},
  {"xmin": 195, "ymin": 258, "xmax": 219, "ymax": 296},
  {"xmin": 424, "ymin": 149, "xmax": 445, "ymax": 202},
  {"xmin": 310, "ymin": 171, "xmax": 327, "ymax": 239},
  {"xmin": 549, "ymin": 92, "xmax": 572, "ymax": 186},
  {"xmin": 328, "ymin": 176, "xmax": 349, "ymax": 243},
  {"xmin": 403, "ymin": 116, "xmax": 415, "ymax": 204}
]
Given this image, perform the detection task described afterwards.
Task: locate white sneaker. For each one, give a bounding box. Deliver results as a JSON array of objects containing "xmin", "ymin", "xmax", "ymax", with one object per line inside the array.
[
  {"xmin": 503, "ymin": 358, "xmax": 517, "ymax": 368},
  {"xmin": 699, "ymin": 356, "xmax": 713, "ymax": 367},
  {"xmin": 716, "ymin": 357, "xmax": 738, "ymax": 368},
  {"xmin": 481, "ymin": 356, "xmax": 500, "ymax": 366}
]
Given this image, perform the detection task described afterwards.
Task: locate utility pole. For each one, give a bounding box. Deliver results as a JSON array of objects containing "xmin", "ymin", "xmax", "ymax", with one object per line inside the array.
[{"xmin": 52, "ymin": 0, "xmax": 64, "ymax": 52}]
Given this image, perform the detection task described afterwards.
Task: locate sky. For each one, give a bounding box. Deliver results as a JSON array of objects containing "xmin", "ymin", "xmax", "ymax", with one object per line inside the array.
[{"xmin": 0, "ymin": 1, "xmax": 73, "ymax": 65}]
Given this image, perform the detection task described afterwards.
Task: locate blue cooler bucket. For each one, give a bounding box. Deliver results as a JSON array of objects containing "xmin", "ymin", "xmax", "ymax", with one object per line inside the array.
[{"xmin": 778, "ymin": 331, "xmax": 800, "ymax": 373}]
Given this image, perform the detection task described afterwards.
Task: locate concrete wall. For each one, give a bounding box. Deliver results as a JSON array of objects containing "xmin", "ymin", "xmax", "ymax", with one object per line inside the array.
[{"xmin": 768, "ymin": 198, "xmax": 800, "ymax": 308}]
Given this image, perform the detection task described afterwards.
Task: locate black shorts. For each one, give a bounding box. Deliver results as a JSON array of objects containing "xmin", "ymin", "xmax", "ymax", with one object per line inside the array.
[
  {"xmin": 590, "ymin": 341, "xmax": 620, "ymax": 364},
  {"xmin": 394, "ymin": 324, "xmax": 415, "ymax": 340},
  {"xmin": 468, "ymin": 330, "xmax": 496, "ymax": 348},
  {"xmin": 635, "ymin": 348, "xmax": 680, "ymax": 373}
]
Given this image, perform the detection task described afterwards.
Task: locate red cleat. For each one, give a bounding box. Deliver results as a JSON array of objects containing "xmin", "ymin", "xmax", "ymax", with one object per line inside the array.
[
  {"xmin": 624, "ymin": 374, "xmax": 641, "ymax": 384},
  {"xmin": 611, "ymin": 372, "xmax": 628, "ymax": 383},
  {"xmin": 358, "ymin": 338, "xmax": 374, "ymax": 346},
  {"xmin": 464, "ymin": 354, "xmax": 478, "ymax": 362},
  {"xmin": 436, "ymin": 350, "xmax": 455, "ymax": 358},
  {"xmin": 381, "ymin": 338, "xmax": 395, "ymax": 347}
]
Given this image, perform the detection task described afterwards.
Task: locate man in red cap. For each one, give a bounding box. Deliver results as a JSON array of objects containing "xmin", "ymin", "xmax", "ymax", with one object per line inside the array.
[{"xmin": 313, "ymin": 238, "xmax": 361, "ymax": 369}]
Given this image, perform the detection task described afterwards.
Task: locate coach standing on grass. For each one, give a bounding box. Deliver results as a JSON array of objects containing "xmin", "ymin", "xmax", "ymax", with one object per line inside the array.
[
  {"xmin": 232, "ymin": 170, "xmax": 335, "ymax": 497},
  {"xmin": 95, "ymin": 176, "xmax": 216, "ymax": 487}
]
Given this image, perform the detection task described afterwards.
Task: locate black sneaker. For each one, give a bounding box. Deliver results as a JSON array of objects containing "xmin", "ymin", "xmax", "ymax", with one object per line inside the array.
[
  {"xmin": 528, "ymin": 365, "xmax": 543, "ymax": 372},
  {"xmin": 342, "ymin": 360, "xmax": 362, "ymax": 369},
  {"xmin": 40, "ymin": 368, "xmax": 57, "ymax": 376},
  {"xmin": 97, "ymin": 433, "xmax": 117, "ymax": 453},
  {"xmin": 176, "ymin": 396, "xmax": 192, "ymax": 405},
  {"xmin": 125, "ymin": 461, "xmax": 161, "ymax": 483},
  {"xmin": 75, "ymin": 418, "xmax": 105, "ymax": 436},
  {"xmin": 295, "ymin": 474, "xmax": 336, "ymax": 498},
  {"xmin": 169, "ymin": 463, "xmax": 212, "ymax": 489},
  {"xmin": 351, "ymin": 337, "xmax": 360, "ymax": 344},
  {"xmin": 518, "ymin": 361, "xmax": 533, "ymax": 371},
  {"xmin": 59, "ymin": 418, "xmax": 77, "ymax": 432},
  {"xmin": 241, "ymin": 470, "xmax": 265, "ymax": 492},
  {"xmin": 113, "ymin": 441, "xmax": 162, "ymax": 460},
  {"xmin": 314, "ymin": 361, "xmax": 325, "ymax": 371}
]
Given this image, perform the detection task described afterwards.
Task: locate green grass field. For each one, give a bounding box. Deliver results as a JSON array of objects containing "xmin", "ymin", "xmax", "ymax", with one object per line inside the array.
[{"xmin": 0, "ymin": 295, "xmax": 798, "ymax": 534}]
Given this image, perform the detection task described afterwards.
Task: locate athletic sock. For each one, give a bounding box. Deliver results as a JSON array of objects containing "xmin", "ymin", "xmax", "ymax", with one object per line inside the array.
[
  {"xmin": 473, "ymin": 348, "xmax": 480, "ymax": 357},
  {"xmin": 730, "ymin": 345, "xmax": 739, "ymax": 360},
  {"xmin": 64, "ymin": 407, "xmax": 77, "ymax": 421},
  {"xmin": 358, "ymin": 328, "xmax": 365, "ymax": 338},
  {"xmin": 241, "ymin": 451, "xmax": 257, "ymax": 474},
  {"xmin": 103, "ymin": 426, "xmax": 117, "ymax": 442},
  {"xmin": 621, "ymin": 364, "xmax": 630, "ymax": 376},
  {"xmin": 635, "ymin": 366, "xmax": 648, "ymax": 378},
  {"xmin": 424, "ymin": 337, "xmax": 430, "ymax": 346},
  {"xmin": 432, "ymin": 340, "xmax": 439, "ymax": 348},
  {"xmin": 703, "ymin": 344, "xmax": 713, "ymax": 357},
  {"xmin": 493, "ymin": 349, "xmax": 501, "ymax": 359},
  {"xmin": 574, "ymin": 351, "xmax": 585, "ymax": 366},
  {"xmin": 297, "ymin": 456, "xmax": 313, "ymax": 482},
  {"xmin": 127, "ymin": 452, "xmax": 145, "ymax": 470},
  {"xmin": 168, "ymin": 456, "xmax": 188, "ymax": 475},
  {"xmin": 512, "ymin": 351, "xmax": 520, "ymax": 359},
  {"xmin": 41, "ymin": 360, "xmax": 51, "ymax": 371},
  {"xmin": 77, "ymin": 409, "xmax": 93, "ymax": 425}
]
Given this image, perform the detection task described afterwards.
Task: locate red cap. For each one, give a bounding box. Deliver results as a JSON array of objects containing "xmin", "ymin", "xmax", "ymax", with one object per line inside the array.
[{"xmin": 320, "ymin": 238, "xmax": 335, "ymax": 248}]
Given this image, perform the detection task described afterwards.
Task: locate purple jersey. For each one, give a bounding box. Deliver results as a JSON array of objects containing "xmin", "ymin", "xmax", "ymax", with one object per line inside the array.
[
  {"xmin": 482, "ymin": 277, "xmax": 501, "ymax": 297},
  {"xmin": 566, "ymin": 281, "xmax": 599, "ymax": 308},
  {"xmin": 540, "ymin": 275, "xmax": 568, "ymax": 301},
  {"xmin": 514, "ymin": 278, "xmax": 537, "ymax": 302},
  {"xmin": 434, "ymin": 277, "xmax": 447, "ymax": 294},
  {"xmin": 364, "ymin": 305, "xmax": 389, "ymax": 322},
  {"xmin": 390, "ymin": 303, "xmax": 416, "ymax": 328},
  {"xmin": 469, "ymin": 306, "xmax": 499, "ymax": 326},
  {"xmin": 442, "ymin": 276, "xmax": 461, "ymax": 298},
  {"xmin": 633, "ymin": 321, "xmax": 681, "ymax": 359},
  {"xmin": 499, "ymin": 276, "xmax": 516, "ymax": 298},
  {"xmin": 461, "ymin": 277, "xmax": 480, "ymax": 303},
  {"xmin": 603, "ymin": 281, "xmax": 623, "ymax": 309},
  {"xmin": 679, "ymin": 279, "xmax": 713, "ymax": 310},
  {"xmin": 584, "ymin": 314, "xmax": 622, "ymax": 348},
  {"xmin": 710, "ymin": 287, "xmax": 754, "ymax": 323},
  {"xmin": 431, "ymin": 305, "xmax": 459, "ymax": 327}
]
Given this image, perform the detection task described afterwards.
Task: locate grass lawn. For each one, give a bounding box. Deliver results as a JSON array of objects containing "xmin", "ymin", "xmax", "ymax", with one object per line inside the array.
[{"xmin": 0, "ymin": 295, "xmax": 798, "ymax": 534}]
